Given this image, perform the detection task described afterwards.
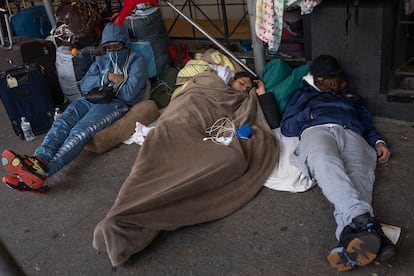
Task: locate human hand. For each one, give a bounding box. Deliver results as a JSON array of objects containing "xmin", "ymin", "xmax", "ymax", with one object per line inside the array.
[
  {"xmin": 254, "ymin": 80, "xmax": 266, "ymax": 95},
  {"xmin": 108, "ymin": 72, "xmax": 124, "ymax": 84},
  {"xmin": 375, "ymin": 142, "xmax": 390, "ymax": 163}
]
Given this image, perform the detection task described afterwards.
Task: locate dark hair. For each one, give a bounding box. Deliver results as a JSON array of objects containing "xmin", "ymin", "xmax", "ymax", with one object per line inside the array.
[
  {"xmin": 233, "ymin": 71, "xmax": 259, "ymax": 87},
  {"xmin": 310, "ymin": 55, "xmax": 343, "ymax": 77},
  {"xmin": 234, "ymin": 71, "xmax": 255, "ymax": 81}
]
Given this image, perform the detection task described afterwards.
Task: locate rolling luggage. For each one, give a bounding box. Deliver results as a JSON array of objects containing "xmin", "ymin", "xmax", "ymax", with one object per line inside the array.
[
  {"xmin": 0, "ymin": 11, "xmax": 65, "ymax": 105},
  {"xmin": 0, "ymin": 63, "xmax": 55, "ymax": 139}
]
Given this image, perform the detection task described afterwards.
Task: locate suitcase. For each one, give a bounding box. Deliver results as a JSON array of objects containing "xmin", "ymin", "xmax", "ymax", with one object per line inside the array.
[
  {"xmin": 0, "ymin": 63, "xmax": 55, "ymax": 139},
  {"xmin": 0, "ymin": 11, "xmax": 65, "ymax": 105}
]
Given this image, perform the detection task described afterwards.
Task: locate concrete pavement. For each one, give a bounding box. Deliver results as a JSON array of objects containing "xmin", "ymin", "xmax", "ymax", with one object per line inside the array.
[{"xmin": 0, "ymin": 102, "xmax": 413, "ymax": 276}]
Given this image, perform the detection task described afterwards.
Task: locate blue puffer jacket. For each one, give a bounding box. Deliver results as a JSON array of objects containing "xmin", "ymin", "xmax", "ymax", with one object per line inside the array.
[
  {"xmin": 280, "ymin": 84, "xmax": 386, "ymax": 147},
  {"xmin": 80, "ymin": 23, "xmax": 147, "ymax": 106}
]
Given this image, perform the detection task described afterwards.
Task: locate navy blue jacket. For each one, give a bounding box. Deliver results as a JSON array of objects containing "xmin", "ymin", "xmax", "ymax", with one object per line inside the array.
[{"xmin": 280, "ymin": 84, "xmax": 386, "ymax": 147}]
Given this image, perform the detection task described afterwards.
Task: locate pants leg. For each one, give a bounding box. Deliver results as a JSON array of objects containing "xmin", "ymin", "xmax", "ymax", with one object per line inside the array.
[
  {"xmin": 34, "ymin": 98, "xmax": 91, "ymax": 163},
  {"xmin": 291, "ymin": 125, "xmax": 377, "ymax": 239},
  {"xmin": 35, "ymin": 98, "xmax": 129, "ymax": 176}
]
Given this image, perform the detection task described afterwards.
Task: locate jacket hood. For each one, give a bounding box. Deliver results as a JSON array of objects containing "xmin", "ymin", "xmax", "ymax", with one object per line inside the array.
[{"xmin": 100, "ymin": 23, "xmax": 130, "ymax": 48}]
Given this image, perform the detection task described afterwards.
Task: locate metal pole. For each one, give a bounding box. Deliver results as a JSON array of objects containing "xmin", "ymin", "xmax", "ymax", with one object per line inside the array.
[
  {"xmin": 246, "ymin": 0, "xmax": 266, "ymax": 76},
  {"xmin": 220, "ymin": 0, "xmax": 230, "ymax": 48},
  {"xmin": 42, "ymin": 0, "xmax": 56, "ymax": 28},
  {"xmin": 163, "ymin": 0, "xmax": 257, "ymax": 77}
]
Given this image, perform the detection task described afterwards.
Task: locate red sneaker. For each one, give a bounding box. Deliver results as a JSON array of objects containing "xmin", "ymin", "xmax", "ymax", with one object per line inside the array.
[
  {"xmin": 1, "ymin": 150, "xmax": 47, "ymax": 190},
  {"xmin": 2, "ymin": 175, "xmax": 49, "ymax": 194}
]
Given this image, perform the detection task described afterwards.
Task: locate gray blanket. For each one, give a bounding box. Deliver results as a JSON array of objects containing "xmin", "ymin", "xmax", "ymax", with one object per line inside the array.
[{"xmin": 93, "ymin": 71, "xmax": 279, "ymax": 266}]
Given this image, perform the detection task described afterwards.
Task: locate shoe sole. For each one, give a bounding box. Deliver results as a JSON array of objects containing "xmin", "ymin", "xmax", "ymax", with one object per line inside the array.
[
  {"xmin": 1, "ymin": 150, "xmax": 46, "ymax": 190},
  {"xmin": 2, "ymin": 175, "xmax": 49, "ymax": 194},
  {"xmin": 327, "ymin": 233, "xmax": 381, "ymax": 271}
]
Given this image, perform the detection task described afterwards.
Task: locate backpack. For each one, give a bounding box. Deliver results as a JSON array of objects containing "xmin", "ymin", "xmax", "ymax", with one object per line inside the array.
[
  {"xmin": 150, "ymin": 65, "xmax": 178, "ymax": 109},
  {"xmin": 52, "ymin": 0, "xmax": 103, "ymax": 48}
]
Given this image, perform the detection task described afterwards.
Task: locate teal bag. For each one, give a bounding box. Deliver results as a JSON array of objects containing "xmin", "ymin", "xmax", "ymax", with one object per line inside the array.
[{"xmin": 260, "ymin": 59, "xmax": 309, "ymax": 113}]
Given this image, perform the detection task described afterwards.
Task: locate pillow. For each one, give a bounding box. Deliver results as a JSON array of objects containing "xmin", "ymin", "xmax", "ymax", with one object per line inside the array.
[
  {"xmin": 199, "ymin": 48, "xmax": 243, "ymax": 73},
  {"xmin": 84, "ymin": 100, "xmax": 160, "ymax": 153},
  {"xmin": 260, "ymin": 59, "xmax": 309, "ymax": 113},
  {"xmin": 176, "ymin": 59, "xmax": 209, "ymax": 85}
]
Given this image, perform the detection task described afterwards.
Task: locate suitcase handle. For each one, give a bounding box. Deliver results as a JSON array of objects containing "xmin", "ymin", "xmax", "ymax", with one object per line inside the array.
[
  {"xmin": 1, "ymin": 64, "xmax": 37, "ymax": 86},
  {"xmin": 0, "ymin": 10, "xmax": 13, "ymax": 49}
]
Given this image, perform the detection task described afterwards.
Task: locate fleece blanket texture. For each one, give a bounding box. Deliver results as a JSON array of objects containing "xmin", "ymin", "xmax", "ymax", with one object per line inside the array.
[{"xmin": 93, "ymin": 70, "xmax": 279, "ymax": 266}]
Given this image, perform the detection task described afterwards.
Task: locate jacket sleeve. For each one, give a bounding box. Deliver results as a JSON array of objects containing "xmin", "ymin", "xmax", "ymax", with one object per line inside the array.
[
  {"xmin": 79, "ymin": 61, "xmax": 108, "ymax": 94},
  {"xmin": 280, "ymin": 90, "xmax": 312, "ymax": 137},
  {"xmin": 116, "ymin": 53, "xmax": 148, "ymax": 105},
  {"xmin": 257, "ymin": 93, "xmax": 281, "ymax": 129},
  {"xmin": 357, "ymin": 103, "xmax": 387, "ymax": 147}
]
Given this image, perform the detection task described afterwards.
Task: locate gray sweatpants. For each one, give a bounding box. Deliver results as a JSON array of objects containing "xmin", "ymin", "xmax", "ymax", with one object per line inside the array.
[{"xmin": 291, "ymin": 124, "xmax": 378, "ymax": 239}]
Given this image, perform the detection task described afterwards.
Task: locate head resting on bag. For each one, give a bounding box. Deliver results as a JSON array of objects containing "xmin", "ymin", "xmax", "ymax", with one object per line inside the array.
[
  {"xmin": 310, "ymin": 55, "xmax": 343, "ymax": 77},
  {"xmin": 311, "ymin": 55, "xmax": 348, "ymax": 94},
  {"xmin": 99, "ymin": 23, "xmax": 130, "ymax": 50}
]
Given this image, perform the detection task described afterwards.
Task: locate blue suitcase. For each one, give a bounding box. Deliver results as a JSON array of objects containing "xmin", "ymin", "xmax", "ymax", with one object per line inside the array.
[{"xmin": 0, "ymin": 63, "xmax": 54, "ymax": 139}]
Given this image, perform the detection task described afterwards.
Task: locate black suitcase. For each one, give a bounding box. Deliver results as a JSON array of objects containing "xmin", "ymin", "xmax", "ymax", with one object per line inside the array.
[
  {"xmin": 0, "ymin": 10, "xmax": 65, "ymax": 105},
  {"xmin": 0, "ymin": 63, "xmax": 54, "ymax": 139}
]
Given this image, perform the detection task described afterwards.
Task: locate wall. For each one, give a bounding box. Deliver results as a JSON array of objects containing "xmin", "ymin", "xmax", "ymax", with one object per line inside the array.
[{"xmin": 307, "ymin": 1, "xmax": 413, "ymax": 122}]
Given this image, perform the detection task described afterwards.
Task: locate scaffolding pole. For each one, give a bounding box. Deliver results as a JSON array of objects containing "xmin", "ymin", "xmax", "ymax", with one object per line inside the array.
[
  {"xmin": 162, "ymin": 0, "xmax": 257, "ymax": 77},
  {"xmin": 247, "ymin": 0, "xmax": 265, "ymax": 76},
  {"xmin": 42, "ymin": 0, "xmax": 56, "ymax": 28}
]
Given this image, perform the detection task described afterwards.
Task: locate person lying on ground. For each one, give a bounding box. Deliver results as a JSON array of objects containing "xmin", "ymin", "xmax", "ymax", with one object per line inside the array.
[
  {"xmin": 92, "ymin": 66, "xmax": 279, "ymax": 267},
  {"xmin": 211, "ymin": 66, "xmax": 281, "ymax": 129},
  {"xmin": 1, "ymin": 23, "xmax": 148, "ymax": 194},
  {"xmin": 260, "ymin": 54, "xmax": 396, "ymax": 271}
]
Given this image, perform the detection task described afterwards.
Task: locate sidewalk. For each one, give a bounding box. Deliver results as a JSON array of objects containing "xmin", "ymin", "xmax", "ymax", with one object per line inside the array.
[{"xmin": 0, "ymin": 102, "xmax": 413, "ymax": 276}]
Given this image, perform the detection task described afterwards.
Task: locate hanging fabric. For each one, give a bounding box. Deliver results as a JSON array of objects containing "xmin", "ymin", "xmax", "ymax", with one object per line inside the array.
[{"xmin": 255, "ymin": 0, "xmax": 322, "ymax": 52}]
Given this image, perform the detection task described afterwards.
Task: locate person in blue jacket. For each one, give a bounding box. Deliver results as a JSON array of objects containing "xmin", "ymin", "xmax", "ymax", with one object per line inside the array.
[
  {"xmin": 279, "ymin": 55, "xmax": 396, "ymax": 271},
  {"xmin": 1, "ymin": 23, "xmax": 148, "ymax": 193}
]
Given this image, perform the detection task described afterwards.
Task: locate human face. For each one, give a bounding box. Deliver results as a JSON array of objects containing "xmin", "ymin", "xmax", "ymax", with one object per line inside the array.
[
  {"xmin": 231, "ymin": 76, "xmax": 252, "ymax": 94},
  {"xmin": 104, "ymin": 42, "xmax": 124, "ymax": 52},
  {"xmin": 314, "ymin": 75, "xmax": 348, "ymax": 94}
]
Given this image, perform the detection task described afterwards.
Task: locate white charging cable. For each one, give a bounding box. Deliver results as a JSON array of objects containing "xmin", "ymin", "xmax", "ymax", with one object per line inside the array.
[{"xmin": 203, "ymin": 117, "xmax": 236, "ymax": 146}]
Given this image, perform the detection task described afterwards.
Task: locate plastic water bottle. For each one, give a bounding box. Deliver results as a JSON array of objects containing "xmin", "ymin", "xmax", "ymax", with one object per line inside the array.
[
  {"xmin": 20, "ymin": 117, "xmax": 35, "ymax": 141},
  {"xmin": 54, "ymin": 107, "xmax": 62, "ymax": 121}
]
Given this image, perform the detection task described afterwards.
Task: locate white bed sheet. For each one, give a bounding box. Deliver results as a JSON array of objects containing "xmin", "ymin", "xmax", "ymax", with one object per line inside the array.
[{"xmin": 264, "ymin": 128, "xmax": 315, "ymax": 192}]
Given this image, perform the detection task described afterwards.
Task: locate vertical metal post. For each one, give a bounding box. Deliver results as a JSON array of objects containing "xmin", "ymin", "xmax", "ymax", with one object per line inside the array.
[
  {"xmin": 220, "ymin": 0, "xmax": 230, "ymax": 48},
  {"xmin": 42, "ymin": 0, "xmax": 56, "ymax": 28},
  {"xmin": 246, "ymin": 0, "xmax": 266, "ymax": 76}
]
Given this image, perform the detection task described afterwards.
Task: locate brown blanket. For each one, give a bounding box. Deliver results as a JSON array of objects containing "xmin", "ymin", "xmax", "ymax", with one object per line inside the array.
[{"xmin": 93, "ymin": 71, "xmax": 279, "ymax": 266}]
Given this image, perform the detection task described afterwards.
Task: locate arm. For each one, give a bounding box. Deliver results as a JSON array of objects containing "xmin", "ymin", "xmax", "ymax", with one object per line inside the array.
[
  {"xmin": 280, "ymin": 89, "xmax": 312, "ymax": 137},
  {"xmin": 115, "ymin": 53, "xmax": 148, "ymax": 105},
  {"xmin": 254, "ymin": 80, "xmax": 281, "ymax": 129},
  {"xmin": 79, "ymin": 61, "xmax": 107, "ymax": 94},
  {"xmin": 357, "ymin": 103, "xmax": 391, "ymax": 163}
]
